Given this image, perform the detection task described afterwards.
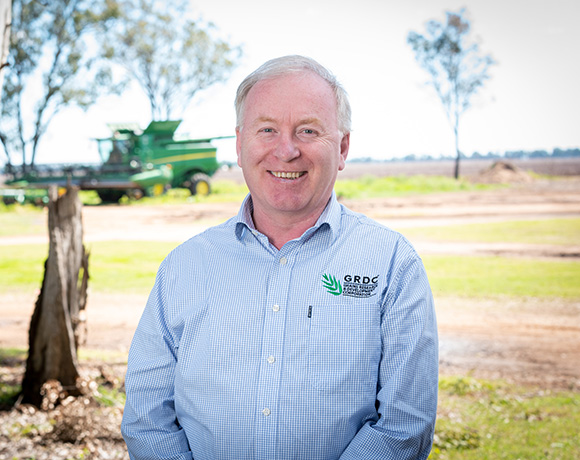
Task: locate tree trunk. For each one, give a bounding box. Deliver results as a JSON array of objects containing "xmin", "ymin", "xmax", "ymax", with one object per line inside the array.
[
  {"xmin": 453, "ymin": 124, "xmax": 461, "ymax": 179},
  {"xmin": 20, "ymin": 186, "xmax": 90, "ymax": 407},
  {"xmin": 0, "ymin": 0, "xmax": 10, "ymax": 98}
]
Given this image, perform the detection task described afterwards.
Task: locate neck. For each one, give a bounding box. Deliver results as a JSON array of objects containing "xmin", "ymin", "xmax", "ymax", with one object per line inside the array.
[{"xmin": 252, "ymin": 207, "xmax": 320, "ymax": 250}]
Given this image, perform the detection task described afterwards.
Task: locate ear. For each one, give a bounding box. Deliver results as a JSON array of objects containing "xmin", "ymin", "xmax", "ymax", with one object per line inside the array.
[
  {"xmin": 235, "ymin": 127, "xmax": 242, "ymax": 168},
  {"xmin": 338, "ymin": 132, "xmax": 350, "ymax": 171}
]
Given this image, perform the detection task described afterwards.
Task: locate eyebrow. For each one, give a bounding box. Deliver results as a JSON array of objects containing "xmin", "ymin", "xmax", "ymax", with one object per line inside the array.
[
  {"xmin": 255, "ymin": 116, "xmax": 276, "ymax": 123},
  {"xmin": 253, "ymin": 116, "xmax": 322, "ymax": 125},
  {"xmin": 298, "ymin": 117, "xmax": 322, "ymax": 126}
]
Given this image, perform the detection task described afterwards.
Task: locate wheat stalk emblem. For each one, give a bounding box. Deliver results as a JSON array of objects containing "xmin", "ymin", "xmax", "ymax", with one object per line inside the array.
[{"xmin": 322, "ymin": 274, "xmax": 342, "ymax": 296}]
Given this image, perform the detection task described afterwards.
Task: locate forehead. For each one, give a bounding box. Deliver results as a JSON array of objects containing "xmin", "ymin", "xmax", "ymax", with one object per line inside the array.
[{"xmin": 243, "ymin": 71, "xmax": 338, "ymax": 122}]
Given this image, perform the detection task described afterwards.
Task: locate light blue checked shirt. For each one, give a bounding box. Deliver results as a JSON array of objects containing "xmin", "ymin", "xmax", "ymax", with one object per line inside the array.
[{"xmin": 122, "ymin": 193, "xmax": 438, "ymax": 460}]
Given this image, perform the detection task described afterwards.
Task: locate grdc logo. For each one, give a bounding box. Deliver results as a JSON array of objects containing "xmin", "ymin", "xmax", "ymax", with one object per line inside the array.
[
  {"xmin": 344, "ymin": 275, "xmax": 379, "ymax": 284},
  {"xmin": 322, "ymin": 274, "xmax": 379, "ymax": 298}
]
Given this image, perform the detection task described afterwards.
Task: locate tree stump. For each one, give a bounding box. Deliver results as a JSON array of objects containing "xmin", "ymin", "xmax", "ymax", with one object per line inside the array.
[{"xmin": 20, "ymin": 186, "xmax": 90, "ymax": 407}]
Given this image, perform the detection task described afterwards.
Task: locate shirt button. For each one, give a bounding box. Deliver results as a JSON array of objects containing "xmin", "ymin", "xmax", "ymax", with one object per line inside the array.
[
  {"xmin": 272, "ymin": 304, "xmax": 280, "ymax": 312},
  {"xmin": 262, "ymin": 407, "xmax": 271, "ymax": 417},
  {"xmin": 267, "ymin": 355, "xmax": 275, "ymax": 364},
  {"xmin": 279, "ymin": 257, "xmax": 287, "ymax": 265}
]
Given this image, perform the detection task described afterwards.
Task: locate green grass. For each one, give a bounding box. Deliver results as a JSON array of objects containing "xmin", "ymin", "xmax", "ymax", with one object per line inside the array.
[
  {"xmin": 0, "ymin": 244, "xmax": 47, "ymax": 289},
  {"xmin": 0, "ymin": 381, "xmax": 20, "ymax": 408},
  {"xmin": 0, "ymin": 205, "xmax": 45, "ymax": 237},
  {"xmin": 430, "ymin": 376, "xmax": 580, "ymax": 459},
  {"xmin": 119, "ymin": 176, "xmax": 497, "ymax": 203},
  {"xmin": 423, "ymin": 255, "xmax": 580, "ymax": 299},
  {"xmin": 93, "ymin": 385, "xmax": 126, "ymax": 407},
  {"xmin": 78, "ymin": 348, "xmax": 128, "ymax": 363},
  {"xmin": 0, "ymin": 347, "xmax": 127, "ymax": 410},
  {"xmin": 0, "ymin": 347, "xmax": 27, "ymax": 362},
  {"xmin": 0, "ymin": 241, "xmax": 177, "ymax": 294},
  {"xmin": 2, "ymin": 243, "xmax": 578, "ymax": 298},
  {"xmin": 2, "ymin": 175, "xmax": 499, "ymax": 210},
  {"xmin": 334, "ymin": 175, "xmax": 497, "ymax": 199},
  {"xmin": 78, "ymin": 190, "xmax": 102, "ymax": 205},
  {"xmin": 0, "ymin": 348, "xmax": 25, "ymax": 408},
  {"xmin": 403, "ymin": 217, "xmax": 580, "ymax": 246},
  {"xmin": 86, "ymin": 241, "xmax": 177, "ymax": 292},
  {"xmin": 1, "ymin": 346, "xmax": 127, "ymax": 365},
  {"xmin": 116, "ymin": 181, "xmax": 250, "ymax": 205},
  {"xmin": 100, "ymin": 175, "xmax": 488, "ymax": 204}
]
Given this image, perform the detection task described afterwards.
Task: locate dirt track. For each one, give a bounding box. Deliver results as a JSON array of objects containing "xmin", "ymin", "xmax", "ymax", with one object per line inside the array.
[{"xmin": 1, "ymin": 173, "xmax": 579, "ymax": 390}]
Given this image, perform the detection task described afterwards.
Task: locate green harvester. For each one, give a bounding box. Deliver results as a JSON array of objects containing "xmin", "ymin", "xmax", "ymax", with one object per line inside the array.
[{"xmin": 2, "ymin": 120, "xmax": 229, "ymax": 203}]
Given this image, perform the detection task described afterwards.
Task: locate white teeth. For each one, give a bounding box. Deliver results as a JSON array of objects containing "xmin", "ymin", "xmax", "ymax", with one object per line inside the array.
[{"xmin": 271, "ymin": 171, "xmax": 304, "ymax": 179}]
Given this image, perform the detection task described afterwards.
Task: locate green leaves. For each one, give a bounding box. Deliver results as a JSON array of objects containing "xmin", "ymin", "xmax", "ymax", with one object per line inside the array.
[
  {"xmin": 322, "ymin": 274, "xmax": 342, "ymax": 296},
  {"xmin": 407, "ymin": 8, "xmax": 495, "ymax": 178},
  {"xmin": 104, "ymin": 0, "xmax": 242, "ymax": 120},
  {"xmin": 1, "ymin": 0, "xmax": 128, "ymax": 167}
]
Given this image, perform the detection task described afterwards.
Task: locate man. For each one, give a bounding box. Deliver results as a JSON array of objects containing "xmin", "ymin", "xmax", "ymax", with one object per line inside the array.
[{"xmin": 122, "ymin": 55, "xmax": 438, "ymax": 460}]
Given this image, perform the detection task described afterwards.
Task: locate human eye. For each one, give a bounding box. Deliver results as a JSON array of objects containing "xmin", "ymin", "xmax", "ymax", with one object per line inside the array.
[
  {"xmin": 257, "ymin": 125, "xmax": 277, "ymax": 135},
  {"xmin": 298, "ymin": 127, "xmax": 318, "ymax": 137}
]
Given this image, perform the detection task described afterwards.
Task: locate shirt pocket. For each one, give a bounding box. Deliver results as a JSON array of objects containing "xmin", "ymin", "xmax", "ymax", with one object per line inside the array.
[{"xmin": 308, "ymin": 302, "xmax": 381, "ymax": 393}]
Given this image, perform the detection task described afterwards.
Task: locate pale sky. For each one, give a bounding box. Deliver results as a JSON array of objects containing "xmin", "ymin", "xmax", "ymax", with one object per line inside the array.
[{"xmin": 37, "ymin": 0, "xmax": 580, "ymax": 164}]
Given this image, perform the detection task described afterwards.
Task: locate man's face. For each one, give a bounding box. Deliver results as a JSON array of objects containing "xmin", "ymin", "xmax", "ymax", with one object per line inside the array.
[{"xmin": 236, "ymin": 71, "xmax": 349, "ymax": 226}]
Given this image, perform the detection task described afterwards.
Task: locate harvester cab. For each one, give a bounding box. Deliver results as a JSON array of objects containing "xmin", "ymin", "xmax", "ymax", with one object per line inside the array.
[{"xmin": 97, "ymin": 123, "xmax": 141, "ymax": 167}]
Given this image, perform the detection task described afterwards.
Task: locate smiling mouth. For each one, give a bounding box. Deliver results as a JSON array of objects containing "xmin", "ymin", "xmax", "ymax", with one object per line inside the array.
[{"xmin": 269, "ymin": 171, "xmax": 306, "ymax": 179}]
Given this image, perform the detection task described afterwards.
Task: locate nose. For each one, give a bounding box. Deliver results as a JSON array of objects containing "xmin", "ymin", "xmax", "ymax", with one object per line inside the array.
[{"xmin": 274, "ymin": 132, "xmax": 300, "ymax": 162}]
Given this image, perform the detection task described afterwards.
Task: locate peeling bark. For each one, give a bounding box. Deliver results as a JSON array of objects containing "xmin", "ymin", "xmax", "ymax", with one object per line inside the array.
[{"xmin": 20, "ymin": 186, "xmax": 89, "ymax": 407}]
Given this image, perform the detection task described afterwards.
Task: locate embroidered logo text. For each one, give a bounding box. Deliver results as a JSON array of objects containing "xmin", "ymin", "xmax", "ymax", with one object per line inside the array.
[{"xmin": 322, "ymin": 274, "xmax": 379, "ymax": 298}]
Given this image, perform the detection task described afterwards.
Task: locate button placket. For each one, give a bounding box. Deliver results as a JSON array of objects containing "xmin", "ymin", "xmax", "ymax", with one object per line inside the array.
[{"xmin": 255, "ymin": 251, "xmax": 294, "ymax": 458}]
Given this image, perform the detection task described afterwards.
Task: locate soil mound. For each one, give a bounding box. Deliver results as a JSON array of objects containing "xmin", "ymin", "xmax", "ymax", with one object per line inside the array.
[{"xmin": 474, "ymin": 160, "xmax": 533, "ymax": 184}]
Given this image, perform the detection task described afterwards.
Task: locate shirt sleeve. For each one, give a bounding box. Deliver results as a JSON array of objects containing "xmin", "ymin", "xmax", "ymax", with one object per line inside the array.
[
  {"xmin": 121, "ymin": 259, "xmax": 193, "ymax": 460},
  {"xmin": 340, "ymin": 254, "xmax": 439, "ymax": 460}
]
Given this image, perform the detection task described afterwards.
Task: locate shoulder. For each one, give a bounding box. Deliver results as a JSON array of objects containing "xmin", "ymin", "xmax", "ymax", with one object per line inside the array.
[
  {"xmin": 339, "ymin": 203, "xmax": 419, "ymax": 258},
  {"xmin": 162, "ymin": 216, "xmax": 239, "ymax": 268}
]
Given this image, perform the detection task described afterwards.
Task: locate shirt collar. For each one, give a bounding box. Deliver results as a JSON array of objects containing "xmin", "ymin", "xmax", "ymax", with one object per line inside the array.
[{"xmin": 234, "ymin": 192, "xmax": 342, "ymax": 243}]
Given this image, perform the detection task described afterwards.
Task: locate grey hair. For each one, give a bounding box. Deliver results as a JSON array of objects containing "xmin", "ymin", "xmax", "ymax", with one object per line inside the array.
[{"xmin": 235, "ymin": 55, "xmax": 352, "ymax": 134}]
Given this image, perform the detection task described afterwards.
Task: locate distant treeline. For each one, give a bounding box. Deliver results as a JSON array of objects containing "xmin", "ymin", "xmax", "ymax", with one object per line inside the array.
[{"xmin": 350, "ymin": 147, "xmax": 580, "ymax": 163}]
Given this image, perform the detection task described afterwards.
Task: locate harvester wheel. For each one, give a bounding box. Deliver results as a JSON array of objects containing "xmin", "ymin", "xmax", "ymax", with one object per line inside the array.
[
  {"xmin": 127, "ymin": 188, "xmax": 145, "ymax": 200},
  {"xmin": 97, "ymin": 189, "xmax": 125, "ymax": 204},
  {"xmin": 188, "ymin": 173, "xmax": 211, "ymax": 196}
]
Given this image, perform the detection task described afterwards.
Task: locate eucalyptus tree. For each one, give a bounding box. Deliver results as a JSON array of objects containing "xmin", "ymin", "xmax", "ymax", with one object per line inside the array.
[
  {"xmin": 0, "ymin": 0, "xmax": 121, "ymax": 170},
  {"xmin": 105, "ymin": 0, "xmax": 242, "ymax": 120},
  {"xmin": 408, "ymin": 9, "xmax": 495, "ymax": 178}
]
